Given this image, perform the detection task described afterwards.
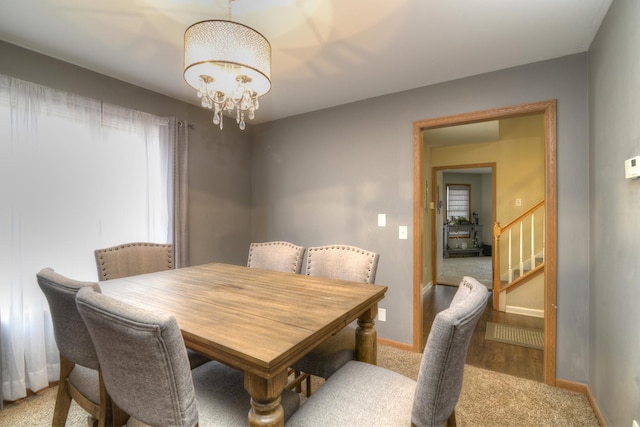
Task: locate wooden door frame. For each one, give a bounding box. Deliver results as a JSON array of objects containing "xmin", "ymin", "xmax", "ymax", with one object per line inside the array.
[{"xmin": 412, "ymin": 100, "xmax": 557, "ymax": 385}]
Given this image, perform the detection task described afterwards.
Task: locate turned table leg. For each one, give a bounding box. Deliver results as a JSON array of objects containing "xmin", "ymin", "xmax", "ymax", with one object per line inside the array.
[
  {"xmin": 356, "ymin": 305, "xmax": 378, "ymax": 365},
  {"xmin": 245, "ymin": 369, "xmax": 288, "ymax": 427}
]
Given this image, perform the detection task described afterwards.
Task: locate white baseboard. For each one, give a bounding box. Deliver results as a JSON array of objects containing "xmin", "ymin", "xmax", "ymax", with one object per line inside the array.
[
  {"xmin": 421, "ymin": 281, "xmax": 433, "ymax": 296},
  {"xmin": 505, "ymin": 305, "xmax": 544, "ymax": 318}
]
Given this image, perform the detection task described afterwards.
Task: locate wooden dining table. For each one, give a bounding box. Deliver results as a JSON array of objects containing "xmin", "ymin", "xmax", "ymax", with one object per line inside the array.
[{"xmin": 99, "ymin": 262, "xmax": 388, "ymax": 427}]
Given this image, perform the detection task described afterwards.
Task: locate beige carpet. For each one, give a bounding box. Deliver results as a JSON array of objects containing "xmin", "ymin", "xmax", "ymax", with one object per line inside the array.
[
  {"xmin": 0, "ymin": 344, "xmax": 599, "ymax": 427},
  {"xmin": 376, "ymin": 345, "xmax": 599, "ymax": 427},
  {"xmin": 438, "ymin": 255, "xmax": 492, "ymax": 289}
]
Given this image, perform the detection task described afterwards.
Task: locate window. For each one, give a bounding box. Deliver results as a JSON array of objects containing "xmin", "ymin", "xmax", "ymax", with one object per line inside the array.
[
  {"xmin": 0, "ymin": 74, "xmax": 176, "ymax": 401},
  {"xmin": 446, "ymin": 184, "xmax": 470, "ymax": 222}
]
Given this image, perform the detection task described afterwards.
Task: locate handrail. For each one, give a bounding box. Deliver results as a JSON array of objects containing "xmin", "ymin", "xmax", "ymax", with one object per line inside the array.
[
  {"xmin": 492, "ymin": 199, "xmax": 545, "ymax": 310},
  {"xmin": 494, "ymin": 199, "xmax": 545, "ymax": 237},
  {"xmin": 498, "ymin": 262, "xmax": 545, "ymax": 293}
]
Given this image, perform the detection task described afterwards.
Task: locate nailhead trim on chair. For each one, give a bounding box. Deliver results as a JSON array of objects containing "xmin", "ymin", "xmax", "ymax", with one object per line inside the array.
[
  {"xmin": 306, "ymin": 245, "xmax": 378, "ymax": 283},
  {"xmin": 461, "ymin": 277, "xmax": 474, "ymax": 289},
  {"xmin": 96, "ymin": 242, "xmax": 173, "ymax": 280},
  {"xmin": 247, "ymin": 241, "xmax": 304, "ymax": 274}
]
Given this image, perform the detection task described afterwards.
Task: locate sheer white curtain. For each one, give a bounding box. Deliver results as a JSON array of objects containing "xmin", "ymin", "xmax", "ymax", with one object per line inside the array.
[{"xmin": 0, "ymin": 75, "xmax": 175, "ymax": 401}]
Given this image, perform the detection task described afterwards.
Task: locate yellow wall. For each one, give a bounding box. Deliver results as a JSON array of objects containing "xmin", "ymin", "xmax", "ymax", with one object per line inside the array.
[
  {"xmin": 508, "ymin": 273, "xmax": 544, "ymax": 311},
  {"xmin": 427, "ymin": 114, "xmax": 545, "ymax": 312},
  {"xmin": 430, "ymin": 115, "xmax": 544, "ymax": 224}
]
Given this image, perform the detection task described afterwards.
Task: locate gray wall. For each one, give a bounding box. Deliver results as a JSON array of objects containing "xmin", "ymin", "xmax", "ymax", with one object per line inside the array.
[
  {"xmin": 588, "ymin": 1, "xmax": 640, "ymax": 425},
  {"xmin": 0, "ymin": 41, "xmax": 253, "ymax": 268},
  {"xmin": 252, "ymin": 54, "xmax": 591, "ymax": 382},
  {"xmin": 2, "ymin": 39, "xmax": 598, "ymax": 391}
]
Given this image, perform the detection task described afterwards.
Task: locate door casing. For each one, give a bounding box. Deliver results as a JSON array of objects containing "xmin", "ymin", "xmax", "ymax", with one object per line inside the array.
[{"xmin": 412, "ymin": 100, "xmax": 557, "ymax": 385}]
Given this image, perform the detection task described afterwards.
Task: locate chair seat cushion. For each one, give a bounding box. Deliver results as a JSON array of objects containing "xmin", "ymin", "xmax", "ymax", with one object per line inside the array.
[
  {"xmin": 291, "ymin": 327, "xmax": 355, "ymax": 379},
  {"xmin": 286, "ymin": 360, "xmax": 416, "ymax": 427},
  {"xmin": 68, "ymin": 364, "xmax": 100, "ymax": 405},
  {"xmin": 128, "ymin": 361, "xmax": 301, "ymax": 426}
]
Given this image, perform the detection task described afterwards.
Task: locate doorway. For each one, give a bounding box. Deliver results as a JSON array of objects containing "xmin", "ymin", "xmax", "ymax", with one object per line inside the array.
[
  {"xmin": 432, "ymin": 165, "xmax": 494, "ymax": 289},
  {"xmin": 411, "ymin": 100, "xmax": 557, "ymax": 385}
]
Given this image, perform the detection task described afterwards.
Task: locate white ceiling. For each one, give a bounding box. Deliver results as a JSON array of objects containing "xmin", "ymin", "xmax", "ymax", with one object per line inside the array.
[{"xmin": 0, "ymin": 0, "xmax": 611, "ymax": 124}]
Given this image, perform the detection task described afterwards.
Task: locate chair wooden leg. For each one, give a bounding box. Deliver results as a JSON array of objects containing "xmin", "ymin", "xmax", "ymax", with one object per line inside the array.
[
  {"xmin": 52, "ymin": 355, "xmax": 74, "ymax": 427},
  {"xmin": 287, "ymin": 370, "xmax": 311, "ymax": 395},
  {"xmin": 97, "ymin": 371, "xmax": 110, "ymax": 427},
  {"xmin": 292, "ymin": 369, "xmax": 302, "ymax": 393},
  {"xmin": 111, "ymin": 400, "xmax": 130, "ymax": 427},
  {"xmin": 305, "ymin": 374, "xmax": 311, "ymax": 397},
  {"xmin": 286, "ymin": 369, "xmax": 315, "ymax": 397},
  {"xmin": 446, "ymin": 410, "xmax": 457, "ymax": 426}
]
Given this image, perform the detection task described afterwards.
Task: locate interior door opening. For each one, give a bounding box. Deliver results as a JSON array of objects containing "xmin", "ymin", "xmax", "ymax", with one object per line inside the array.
[
  {"xmin": 411, "ymin": 100, "xmax": 557, "ymax": 385},
  {"xmin": 433, "ymin": 166, "xmax": 494, "ymax": 290}
]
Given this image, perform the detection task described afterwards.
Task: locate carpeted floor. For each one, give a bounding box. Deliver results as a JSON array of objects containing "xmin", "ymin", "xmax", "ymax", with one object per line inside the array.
[
  {"xmin": 376, "ymin": 345, "xmax": 599, "ymax": 427},
  {"xmin": 0, "ymin": 344, "xmax": 599, "ymax": 426},
  {"xmin": 438, "ymin": 255, "xmax": 492, "ymax": 289}
]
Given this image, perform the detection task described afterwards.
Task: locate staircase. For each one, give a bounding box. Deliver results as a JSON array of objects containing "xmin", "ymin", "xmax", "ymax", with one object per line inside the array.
[{"xmin": 492, "ymin": 200, "xmax": 545, "ymax": 310}]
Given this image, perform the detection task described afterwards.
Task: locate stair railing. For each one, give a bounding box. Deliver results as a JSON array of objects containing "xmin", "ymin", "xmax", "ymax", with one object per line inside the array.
[{"xmin": 493, "ymin": 200, "xmax": 545, "ymax": 309}]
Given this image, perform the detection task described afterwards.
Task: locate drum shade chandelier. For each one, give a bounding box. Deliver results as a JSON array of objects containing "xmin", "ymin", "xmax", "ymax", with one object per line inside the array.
[{"xmin": 183, "ymin": 1, "xmax": 271, "ymax": 130}]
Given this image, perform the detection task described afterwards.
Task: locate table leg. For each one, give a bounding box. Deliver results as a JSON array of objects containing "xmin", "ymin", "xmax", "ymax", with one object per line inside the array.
[
  {"xmin": 356, "ymin": 305, "xmax": 378, "ymax": 364},
  {"xmin": 244, "ymin": 369, "xmax": 288, "ymax": 427}
]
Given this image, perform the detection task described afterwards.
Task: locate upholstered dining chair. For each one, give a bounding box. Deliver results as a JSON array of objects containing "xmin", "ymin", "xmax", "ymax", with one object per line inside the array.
[
  {"xmin": 247, "ymin": 241, "xmax": 306, "ymax": 392},
  {"xmin": 75, "ymin": 286, "xmax": 301, "ymax": 427},
  {"xmin": 247, "ymin": 241, "xmax": 305, "ymax": 274},
  {"xmin": 94, "ymin": 241, "xmax": 209, "ymax": 369},
  {"xmin": 36, "ymin": 268, "xmax": 111, "ymax": 427},
  {"xmin": 287, "ymin": 276, "xmax": 489, "ymax": 427},
  {"xmin": 94, "ymin": 242, "xmax": 173, "ymax": 281},
  {"xmin": 291, "ymin": 244, "xmax": 379, "ymax": 395}
]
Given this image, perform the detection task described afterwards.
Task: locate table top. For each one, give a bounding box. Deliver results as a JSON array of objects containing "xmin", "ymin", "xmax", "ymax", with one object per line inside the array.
[{"xmin": 99, "ymin": 263, "xmax": 387, "ymax": 378}]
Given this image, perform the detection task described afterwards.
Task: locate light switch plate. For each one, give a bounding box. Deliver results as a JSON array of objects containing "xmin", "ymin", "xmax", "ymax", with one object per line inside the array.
[
  {"xmin": 378, "ymin": 213, "xmax": 386, "ymax": 227},
  {"xmin": 399, "ymin": 226, "xmax": 408, "ymax": 239},
  {"xmin": 625, "ymin": 156, "xmax": 640, "ymax": 179}
]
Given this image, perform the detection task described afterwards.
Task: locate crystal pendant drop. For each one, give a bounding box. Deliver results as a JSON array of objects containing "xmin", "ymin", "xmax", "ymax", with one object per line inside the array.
[
  {"xmin": 240, "ymin": 91, "xmax": 250, "ymax": 110},
  {"xmin": 239, "ymin": 111, "xmax": 246, "ymax": 130},
  {"xmin": 226, "ymin": 98, "xmax": 235, "ymax": 113}
]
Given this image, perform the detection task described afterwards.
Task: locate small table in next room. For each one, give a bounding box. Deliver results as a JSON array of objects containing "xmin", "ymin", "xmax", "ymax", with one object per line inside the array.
[{"xmin": 443, "ymin": 223, "xmax": 484, "ymax": 258}]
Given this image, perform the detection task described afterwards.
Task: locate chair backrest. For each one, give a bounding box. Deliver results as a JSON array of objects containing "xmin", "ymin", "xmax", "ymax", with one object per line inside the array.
[
  {"xmin": 305, "ymin": 245, "xmax": 379, "ymax": 284},
  {"xmin": 247, "ymin": 241, "xmax": 305, "ymax": 274},
  {"xmin": 76, "ymin": 286, "xmax": 198, "ymax": 427},
  {"xmin": 411, "ymin": 276, "xmax": 488, "ymax": 427},
  {"xmin": 94, "ymin": 242, "xmax": 173, "ymax": 281},
  {"xmin": 36, "ymin": 268, "xmax": 101, "ymax": 369}
]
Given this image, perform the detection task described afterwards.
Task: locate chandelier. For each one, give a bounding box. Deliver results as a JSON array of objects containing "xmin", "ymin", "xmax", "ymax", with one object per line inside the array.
[{"xmin": 183, "ymin": 2, "xmax": 271, "ymax": 130}]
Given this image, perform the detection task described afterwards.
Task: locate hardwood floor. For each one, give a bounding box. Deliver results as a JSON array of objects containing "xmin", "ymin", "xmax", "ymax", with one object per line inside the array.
[{"xmin": 423, "ymin": 284, "xmax": 544, "ymax": 382}]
